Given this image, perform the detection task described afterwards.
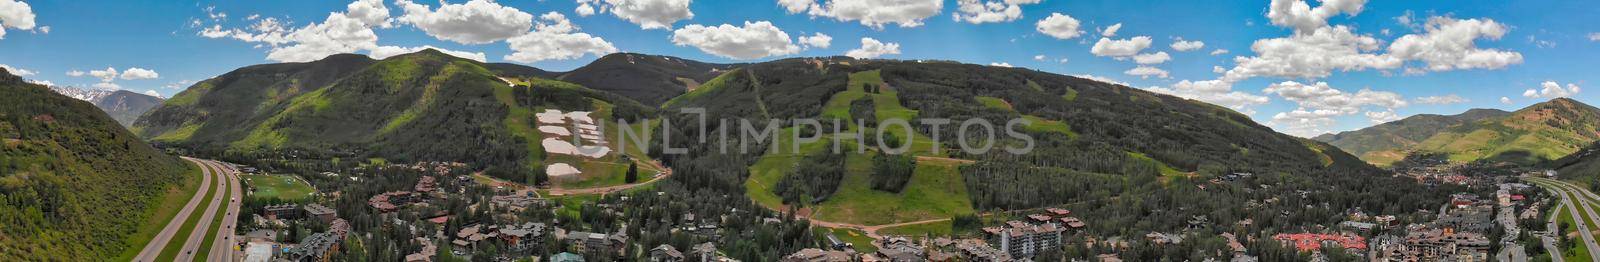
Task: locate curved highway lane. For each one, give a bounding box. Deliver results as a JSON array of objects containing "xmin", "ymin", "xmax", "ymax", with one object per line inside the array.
[{"xmin": 134, "ymin": 157, "xmax": 216, "ymax": 262}]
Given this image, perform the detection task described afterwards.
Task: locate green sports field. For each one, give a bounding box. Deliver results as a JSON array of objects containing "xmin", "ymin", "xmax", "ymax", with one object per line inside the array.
[{"xmin": 241, "ymin": 174, "xmax": 314, "ymax": 201}]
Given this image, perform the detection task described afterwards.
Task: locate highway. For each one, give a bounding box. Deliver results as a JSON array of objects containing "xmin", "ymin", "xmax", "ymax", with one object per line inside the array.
[
  {"xmin": 176, "ymin": 160, "xmax": 227, "ymax": 261},
  {"xmin": 207, "ymin": 161, "xmax": 244, "ymax": 262},
  {"xmin": 1544, "ymin": 202, "xmax": 1566, "ymax": 262},
  {"xmin": 134, "ymin": 157, "xmax": 216, "ymax": 262},
  {"xmin": 1529, "ymin": 177, "xmax": 1600, "ymax": 261},
  {"xmin": 132, "ymin": 158, "xmax": 244, "ymax": 262}
]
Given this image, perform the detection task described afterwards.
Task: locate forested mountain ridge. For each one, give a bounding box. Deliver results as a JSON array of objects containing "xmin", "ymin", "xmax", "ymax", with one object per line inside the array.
[
  {"xmin": 648, "ymin": 57, "xmax": 1444, "ymax": 236},
  {"xmin": 134, "ymin": 50, "xmax": 535, "ymax": 172},
  {"xmin": 557, "ymin": 53, "xmax": 740, "ymax": 106},
  {"xmin": 0, "ymin": 68, "xmax": 193, "ymax": 258},
  {"xmin": 133, "ymin": 49, "xmax": 659, "ymax": 181},
  {"xmin": 1313, "ymin": 108, "xmax": 1510, "ymax": 165},
  {"xmin": 1330, "ymin": 98, "xmax": 1600, "ymax": 166}
]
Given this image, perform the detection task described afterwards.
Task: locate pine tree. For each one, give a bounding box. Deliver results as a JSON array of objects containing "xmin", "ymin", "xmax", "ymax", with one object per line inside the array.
[{"xmin": 625, "ymin": 162, "xmax": 639, "ymax": 183}]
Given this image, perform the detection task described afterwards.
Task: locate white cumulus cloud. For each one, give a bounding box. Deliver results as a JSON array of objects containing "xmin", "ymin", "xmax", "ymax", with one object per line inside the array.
[
  {"xmin": 1131, "ymin": 52, "xmax": 1170, "ymax": 65},
  {"xmin": 1266, "ymin": 0, "xmax": 1366, "ymax": 33},
  {"xmin": 0, "ymin": 0, "xmax": 39, "ymax": 40},
  {"xmin": 505, "ymin": 12, "xmax": 619, "ymax": 63},
  {"xmin": 1170, "ymin": 39, "xmax": 1205, "ymax": 51},
  {"xmin": 1523, "ymin": 81, "xmax": 1580, "ymax": 99},
  {"xmin": 88, "ymin": 67, "xmax": 119, "ymax": 82},
  {"xmin": 1090, "ymin": 36, "xmax": 1152, "ymax": 57},
  {"xmin": 370, "ymin": 45, "xmax": 488, "ymax": 62},
  {"xmin": 780, "ymin": 0, "xmax": 942, "ymax": 29},
  {"xmin": 267, "ymin": 13, "xmax": 380, "ymax": 62},
  {"xmin": 577, "ymin": 0, "xmax": 694, "ymax": 30},
  {"xmin": 671, "ymin": 21, "xmax": 802, "ymax": 60},
  {"xmin": 120, "ymin": 67, "xmax": 160, "ymax": 80},
  {"xmin": 346, "ymin": 0, "xmax": 393, "ymax": 28},
  {"xmin": 1221, "ymin": 25, "xmax": 1399, "ymax": 81},
  {"xmin": 1100, "ymin": 23, "xmax": 1121, "ymax": 37},
  {"xmin": 1034, "ymin": 13, "xmax": 1084, "ymax": 40},
  {"xmin": 1145, "ymin": 80, "xmax": 1270, "ymax": 114},
  {"xmin": 845, "ymin": 37, "xmax": 900, "ymax": 59},
  {"xmin": 0, "ymin": 64, "xmax": 34, "ymax": 76},
  {"xmin": 1124, "ymin": 66, "xmax": 1168, "ymax": 79},
  {"xmin": 1387, "ymin": 17, "xmax": 1523, "ymax": 72},
  {"xmin": 396, "ymin": 0, "xmax": 534, "ymax": 44},
  {"xmin": 1414, "ymin": 94, "xmax": 1468, "ymax": 105},
  {"xmin": 1365, "ymin": 110, "xmax": 1402, "ymax": 124},
  {"xmin": 798, "ymin": 32, "xmax": 832, "ymax": 49},
  {"xmin": 952, "ymin": 0, "xmax": 1040, "ymax": 24}
]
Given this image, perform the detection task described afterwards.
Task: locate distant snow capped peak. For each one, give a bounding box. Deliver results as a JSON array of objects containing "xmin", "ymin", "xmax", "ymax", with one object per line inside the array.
[{"xmin": 50, "ymin": 86, "xmax": 116, "ymax": 102}]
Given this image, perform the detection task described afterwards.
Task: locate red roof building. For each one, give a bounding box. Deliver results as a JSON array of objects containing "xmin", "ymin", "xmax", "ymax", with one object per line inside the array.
[{"xmin": 1272, "ymin": 233, "xmax": 1367, "ymax": 252}]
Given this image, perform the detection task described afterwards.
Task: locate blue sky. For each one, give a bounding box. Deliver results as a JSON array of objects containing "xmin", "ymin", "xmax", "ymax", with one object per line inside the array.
[{"xmin": 0, "ymin": 0, "xmax": 1596, "ymax": 137}]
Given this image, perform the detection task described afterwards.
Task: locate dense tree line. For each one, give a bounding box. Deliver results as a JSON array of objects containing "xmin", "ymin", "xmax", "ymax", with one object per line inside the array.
[
  {"xmin": 774, "ymin": 150, "xmax": 847, "ymax": 204},
  {"xmin": 869, "ymin": 153, "xmax": 915, "ymax": 192}
]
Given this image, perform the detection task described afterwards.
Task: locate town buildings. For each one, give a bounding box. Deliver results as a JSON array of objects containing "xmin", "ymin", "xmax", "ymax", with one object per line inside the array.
[{"xmin": 982, "ymin": 220, "xmax": 1065, "ymax": 258}]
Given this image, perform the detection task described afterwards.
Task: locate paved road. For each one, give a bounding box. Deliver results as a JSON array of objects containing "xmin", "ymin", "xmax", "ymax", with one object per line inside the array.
[
  {"xmin": 1545, "ymin": 201, "xmax": 1566, "ymax": 262},
  {"xmin": 1530, "ymin": 177, "xmax": 1600, "ymax": 261},
  {"xmin": 546, "ymin": 160, "xmax": 673, "ymax": 196},
  {"xmin": 134, "ymin": 157, "xmax": 217, "ymax": 262},
  {"xmin": 1497, "ymin": 186, "xmax": 1528, "ymax": 262},
  {"xmin": 208, "ymin": 161, "xmax": 243, "ymax": 262},
  {"xmin": 177, "ymin": 160, "xmax": 232, "ymax": 261}
]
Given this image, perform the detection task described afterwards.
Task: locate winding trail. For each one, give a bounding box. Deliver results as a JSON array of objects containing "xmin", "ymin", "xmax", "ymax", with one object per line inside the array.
[{"xmin": 133, "ymin": 157, "xmax": 216, "ymax": 262}]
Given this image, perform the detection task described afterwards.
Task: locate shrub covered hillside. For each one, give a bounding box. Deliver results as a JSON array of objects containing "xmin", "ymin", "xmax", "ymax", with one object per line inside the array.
[
  {"xmin": 134, "ymin": 49, "xmax": 531, "ymax": 173},
  {"xmin": 0, "ymin": 68, "xmax": 192, "ymax": 258},
  {"xmin": 133, "ymin": 49, "xmax": 659, "ymax": 182}
]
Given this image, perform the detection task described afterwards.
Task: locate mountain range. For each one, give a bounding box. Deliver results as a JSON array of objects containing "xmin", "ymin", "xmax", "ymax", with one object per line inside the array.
[
  {"xmin": 1316, "ymin": 98, "xmax": 1600, "ymax": 166},
  {"xmin": 134, "ymin": 49, "xmax": 1375, "ymax": 175},
  {"xmin": 49, "ymin": 86, "xmax": 165, "ymax": 127}
]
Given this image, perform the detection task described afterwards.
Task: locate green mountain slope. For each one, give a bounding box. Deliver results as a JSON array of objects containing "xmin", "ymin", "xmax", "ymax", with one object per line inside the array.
[
  {"xmin": 136, "ymin": 50, "xmax": 530, "ymax": 169},
  {"xmin": 134, "ymin": 50, "xmax": 657, "ymax": 183},
  {"xmin": 655, "ymin": 58, "xmax": 1400, "ymax": 225},
  {"xmin": 1314, "ymin": 108, "xmax": 1510, "ymax": 165},
  {"xmin": 0, "ymin": 68, "xmax": 192, "ymax": 258},
  {"xmin": 1404, "ymin": 98, "xmax": 1600, "ymax": 165},
  {"xmin": 1550, "ymin": 141, "xmax": 1600, "ymax": 180}
]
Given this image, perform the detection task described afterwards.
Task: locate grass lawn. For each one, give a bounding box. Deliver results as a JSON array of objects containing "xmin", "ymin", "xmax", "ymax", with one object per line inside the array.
[
  {"xmin": 1127, "ymin": 152, "xmax": 1184, "ymax": 176},
  {"xmin": 241, "ymin": 174, "xmax": 314, "ymax": 201},
  {"xmin": 1558, "ymin": 205, "xmax": 1593, "ymax": 261},
  {"xmin": 814, "ymin": 227, "xmax": 878, "ymax": 254},
  {"xmin": 878, "ymin": 220, "xmax": 955, "ymax": 237},
  {"xmin": 195, "ymin": 174, "xmax": 234, "ymax": 260},
  {"xmin": 975, "ymin": 96, "xmax": 1077, "ymax": 139},
  {"xmin": 553, "ymin": 194, "xmax": 603, "ymax": 220},
  {"xmin": 113, "ymin": 162, "xmax": 204, "ymax": 261},
  {"xmin": 748, "ymin": 69, "xmax": 978, "ymax": 223},
  {"xmin": 156, "ymin": 164, "xmax": 222, "ymax": 261}
]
